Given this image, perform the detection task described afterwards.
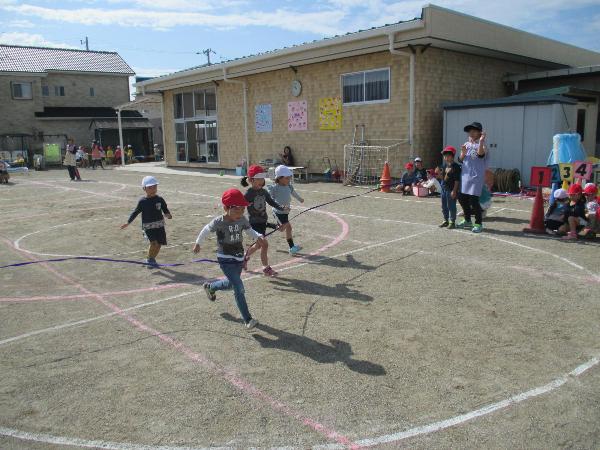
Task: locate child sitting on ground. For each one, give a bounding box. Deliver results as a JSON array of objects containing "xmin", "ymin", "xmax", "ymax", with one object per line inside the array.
[
  {"xmin": 421, "ymin": 168, "xmax": 442, "ymax": 196},
  {"xmin": 560, "ymin": 183, "xmax": 587, "ymax": 240},
  {"xmin": 580, "ymin": 183, "xmax": 598, "ymax": 239},
  {"xmin": 395, "ymin": 162, "xmax": 417, "ymax": 195},
  {"xmin": 544, "ymin": 188, "xmax": 569, "ymax": 234}
]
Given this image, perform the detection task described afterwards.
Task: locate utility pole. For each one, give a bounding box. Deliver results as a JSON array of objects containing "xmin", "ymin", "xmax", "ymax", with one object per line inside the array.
[
  {"xmin": 80, "ymin": 36, "xmax": 89, "ymax": 51},
  {"xmin": 196, "ymin": 48, "xmax": 216, "ymax": 65}
]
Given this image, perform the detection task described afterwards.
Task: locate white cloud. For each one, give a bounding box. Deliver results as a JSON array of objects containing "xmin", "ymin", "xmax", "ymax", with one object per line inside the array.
[
  {"xmin": 6, "ymin": 19, "xmax": 35, "ymax": 28},
  {"xmin": 0, "ymin": 31, "xmax": 76, "ymax": 48},
  {"xmin": 4, "ymin": 4, "xmax": 346, "ymax": 35}
]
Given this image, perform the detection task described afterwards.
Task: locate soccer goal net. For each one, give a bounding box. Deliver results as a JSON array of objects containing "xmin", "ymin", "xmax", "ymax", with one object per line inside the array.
[{"xmin": 343, "ymin": 142, "xmax": 406, "ymax": 186}]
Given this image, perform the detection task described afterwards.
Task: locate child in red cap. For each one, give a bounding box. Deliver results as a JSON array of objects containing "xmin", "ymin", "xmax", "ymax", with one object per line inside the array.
[
  {"xmin": 395, "ymin": 162, "xmax": 417, "ymax": 195},
  {"xmin": 193, "ymin": 188, "xmax": 264, "ymax": 329},
  {"xmin": 241, "ymin": 164, "xmax": 287, "ymax": 276},
  {"xmin": 560, "ymin": 183, "xmax": 587, "ymax": 240},
  {"xmin": 580, "ymin": 183, "xmax": 598, "ymax": 239}
]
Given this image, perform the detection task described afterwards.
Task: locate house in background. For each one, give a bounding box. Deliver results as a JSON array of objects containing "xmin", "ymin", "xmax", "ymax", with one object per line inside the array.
[
  {"xmin": 0, "ymin": 45, "xmax": 152, "ymax": 164},
  {"xmin": 135, "ymin": 4, "xmax": 600, "ymax": 176}
]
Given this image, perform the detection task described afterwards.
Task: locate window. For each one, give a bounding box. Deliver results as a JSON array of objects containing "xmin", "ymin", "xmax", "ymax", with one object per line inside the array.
[
  {"xmin": 173, "ymin": 88, "xmax": 219, "ymax": 163},
  {"xmin": 54, "ymin": 86, "xmax": 65, "ymax": 96},
  {"xmin": 576, "ymin": 109, "xmax": 586, "ymax": 141},
  {"xmin": 342, "ymin": 68, "xmax": 390, "ymax": 105},
  {"xmin": 42, "ymin": 85, "xmax": 49, "ymax": 97},
  {"xmin": 89, "ymin": 87, "xmax": 95, "ymax": 97},
  {"xmin": 11, "ymin": 82, "xmax": 33, "ymax": 99}
]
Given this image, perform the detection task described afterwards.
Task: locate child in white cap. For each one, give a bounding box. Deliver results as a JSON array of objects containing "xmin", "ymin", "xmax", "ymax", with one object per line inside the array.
[
  {"xmin": 544, "ymin": 188, "xmax": 569, "ymax": 235},
  {"xmin": 267, "ymin": 165, "xmax": 304, "ymax": 255},
  {"xmin": 121, "ymin": 176, "xmax": 172, "ymax": 266}
]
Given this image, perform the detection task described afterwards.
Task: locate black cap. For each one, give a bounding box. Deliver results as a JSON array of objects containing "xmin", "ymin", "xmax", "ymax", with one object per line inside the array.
[{"xmin": 463, "ymin": 122, "xmax": 483, "ymax": 132}]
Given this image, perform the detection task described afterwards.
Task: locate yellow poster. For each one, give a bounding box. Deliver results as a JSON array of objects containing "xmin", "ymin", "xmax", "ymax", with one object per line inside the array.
[{"xmin": 319, "ymin": 97, "xmax": 342, "ymax": 130}]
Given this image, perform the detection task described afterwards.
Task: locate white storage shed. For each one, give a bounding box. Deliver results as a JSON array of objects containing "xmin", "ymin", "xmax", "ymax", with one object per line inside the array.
[{"xmin": 443, "ymin": 95, "xmax": 578, "ymax": 186}]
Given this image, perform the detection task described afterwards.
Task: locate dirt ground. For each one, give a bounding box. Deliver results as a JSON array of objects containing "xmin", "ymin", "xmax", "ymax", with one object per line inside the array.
[{"xmin": 1, "ymin": 165, "xmax": 599, "ymax": 449}]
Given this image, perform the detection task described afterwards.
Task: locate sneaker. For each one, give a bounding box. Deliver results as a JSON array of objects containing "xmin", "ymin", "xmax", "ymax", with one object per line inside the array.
[
  {"xmin": 263, "ymin": 266, "xmax": 278, "ymax": 277},
  {"xmin": 472, "ymin": 224, "xmax": 483, "ymax": 233},
  {"xmin": 146, "ymin": 258, "xmax": 158, "ymax": 267},
  {"xmin": 448, "ymin": 221, "xmax": 456, "ymax": 229},
  {"xmin": 561, "ymin": 232, "xmax": 577, "ymax": 241},
  {"xmin": 457, "ymin": 219, "xmax": 473, "ymax": 229},
  {"xmin": 439, "ymin": 221, "xmax": 449, "ymax": 228},
  {"xmin": 289, "ymin": 245, "xmax": 302, "ymax": 256},
  {"xmin": 245, "ymin": 318, "xmax": 258, "ymax": 330},
  {"xmin": 203, "ymin": 283, "xmax": 216, "ymax": 301}
]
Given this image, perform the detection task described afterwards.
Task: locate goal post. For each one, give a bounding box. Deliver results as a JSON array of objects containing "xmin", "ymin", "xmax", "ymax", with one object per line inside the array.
[{"xmin": 343, "ymin": 141, "xmax": 407, "ymax": 186}]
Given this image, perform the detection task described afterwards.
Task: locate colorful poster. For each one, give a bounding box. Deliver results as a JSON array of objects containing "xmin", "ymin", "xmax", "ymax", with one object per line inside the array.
[
  {"xmin": 287, "ymin": 100, "xmax": 307, "ymax": 131},
  {"xmin": 44, "ymin": 143, "xmax": 61, "ymax": 163},
  {"xmin": 319, "ymin": 97, "xmax": 342, "ymax": 130},
  {"xmin": 255, "ymin": 104, "xmax": 272, "ymax": 133}
]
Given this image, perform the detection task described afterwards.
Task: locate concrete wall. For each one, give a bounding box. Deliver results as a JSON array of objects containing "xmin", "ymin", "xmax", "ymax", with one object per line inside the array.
[
  {"xmin": 162, "ymin": 47, "xmax": 545, "ymax": 174},
  {"xmin": 41, "ymin": 73, "xmax": 130, "ymax": 108}
]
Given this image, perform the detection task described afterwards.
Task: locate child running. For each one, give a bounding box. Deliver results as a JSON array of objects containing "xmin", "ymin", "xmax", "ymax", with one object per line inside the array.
[
  {"xmin": 193, "ymin": 188, "xmax": 264, "ymax": 329},
  {"xmin": 267, "ymin": 165, "xmax": 304, "ymax": 256},
  {"xmin": 457, "ymin": 121, "xmax": 488, "ymax": 233},
  {"xmin": 241, "ymin": 164, "xmax": 288, "ymax": 276},
  {"xmin": 120, "ymin": 176, "xmax": 172, "ymax": 266}
]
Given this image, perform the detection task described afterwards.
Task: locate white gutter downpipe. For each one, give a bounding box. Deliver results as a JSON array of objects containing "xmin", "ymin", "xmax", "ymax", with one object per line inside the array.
[
  {"xmin": 388, "ymin": 33, "xmax": 415, "ymax": 158},
  {"xmin": 117, "ymin": 108, "xmax": 125, "ymax": 166},
  {"xmin": 223, "ymin": 68, "xmax": 249, "ymax": 170}
]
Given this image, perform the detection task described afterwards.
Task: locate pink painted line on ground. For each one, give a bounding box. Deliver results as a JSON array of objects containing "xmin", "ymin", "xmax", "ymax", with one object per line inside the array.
[
  {"xmin": 1, "ymin": 215, "xmax": 359, "ymax": 448},
  {"xmin": 0, "ymin": 283, "xmax": 186, "ymax": 303}
]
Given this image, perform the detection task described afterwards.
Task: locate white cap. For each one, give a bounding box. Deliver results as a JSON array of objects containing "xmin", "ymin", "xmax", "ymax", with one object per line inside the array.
[
  {"xmin": 153, "ymin": 144, "xmax": 159, "ymax": 147},
  {"xmin": 275, "ymin": 165, "xmax": 293, "ymax": 178},
  {"xmin": 414, "ymin": 157, "xmax": 422, "ymax": 162},
  {"xmin": 553, "ymin": 188, "xmax": 568, "ymax": 199},
  {"xmin": 142, "ymin": 176, "xmax": 159, "ymax": 188}
]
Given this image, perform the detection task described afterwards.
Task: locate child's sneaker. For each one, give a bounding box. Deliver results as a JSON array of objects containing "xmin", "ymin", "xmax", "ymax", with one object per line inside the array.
[
  {"xmin": 561, "ymin": 232, "xmax": 577, "ymax": 241},
  {"xmin": 289, "ymin": 245, "xmax": 302, "ymax": 256},
  {"xmin": 439, "ymin": 220, "xmax": 449, "ymax": 228},
  {"xmin": 448, "ymin": 221, "xmax": 456, "ymax": 229},
  {"xmin": 245, "ymin": 318, "xmax": 258, "ymax": 330},
  {"xmin": 203, "ymin": 283, "xmax": 216, "ymax": 301},
  {"xmin": 146, "ymin": 258, "xmax": 158, "ymax": 267},
  {"xmin": 472, "ymin": 224, "xmax": 483, "ymax": 233},
  {"xmin": 457, "ymin": 219, "xmax": 473, "ymax": 229},
  {"xmin": 263, "ymin": 266, "xmax": 278, "ymax": 277}
]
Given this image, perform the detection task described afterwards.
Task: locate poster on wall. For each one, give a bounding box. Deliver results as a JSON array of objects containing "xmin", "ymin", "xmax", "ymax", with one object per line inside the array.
[
  {"xmin": 319, "ymin": 97, "xmax": 342, "ymax": 130},
  {"xmin": 287, "ymin": 100, "xmax": 308, "ymax": 131},
  {"xmin": 255, "ymin": 104, "xmax": 272, "ymax": 133}
]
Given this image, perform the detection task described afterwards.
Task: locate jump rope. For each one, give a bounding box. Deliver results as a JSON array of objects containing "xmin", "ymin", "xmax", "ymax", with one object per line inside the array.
[{"xmin": 1, "ymin": 181, "xmax": 403, "ymax": 270}]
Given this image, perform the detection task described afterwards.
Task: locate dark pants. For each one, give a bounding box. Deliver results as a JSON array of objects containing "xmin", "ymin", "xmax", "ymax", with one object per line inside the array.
[
  {"xmin": 67, "ymin": 166, "xmax": 80, "ymax": 180},
  {"xmin": 458, "ymin": 193, "xmax": 482, "ymax": 225},
  {"xmin": 441, "ymin": 188, "xmax": 457, "ymax": 221},
  {"xmin": 91, "ymin": 159, "xmax": 103, "ymax": 169}
]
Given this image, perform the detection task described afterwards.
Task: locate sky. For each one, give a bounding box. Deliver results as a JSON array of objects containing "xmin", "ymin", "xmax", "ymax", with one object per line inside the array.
[{"xmin": 1, "ymin": 0, "xmax": 600, "ymax": 82}]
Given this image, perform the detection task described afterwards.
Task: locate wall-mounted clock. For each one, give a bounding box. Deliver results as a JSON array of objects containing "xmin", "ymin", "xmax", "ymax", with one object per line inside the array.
[{"xmin": 291, "ymin": 80, "xmax": 302, "ymax": 97}]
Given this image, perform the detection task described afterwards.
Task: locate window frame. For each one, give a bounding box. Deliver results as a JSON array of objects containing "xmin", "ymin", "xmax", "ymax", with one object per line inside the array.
[
  {"xmin": 340, "ymin": 67, "xmax": 391, "ymax": 106},
  {"xmin": 173, "ymin": 87, "xmax": 219, "ymax": 164},
  {"xmin": 89, "ymin": 87, "xmax": 95, "ymax": 97},
  {"xmin": 54, "ymin": 85, "xmax": 65, "ymax": 96},
  {"xmin": 41, "ymin": 85, "xmax": 49, "ymax": 97},
  {"xmin": 11, "ymin": 81, "xmax": 33, "ymax": 100}
]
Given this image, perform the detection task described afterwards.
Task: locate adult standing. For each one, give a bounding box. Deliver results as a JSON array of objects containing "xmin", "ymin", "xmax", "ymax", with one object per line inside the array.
[
  {"xmin": 114, "ymin": 146, "xmax": 122, "ymax": 165},
  {"xmin": 91, "ymin": 141, "xmax": 104, "ymax": 170}
]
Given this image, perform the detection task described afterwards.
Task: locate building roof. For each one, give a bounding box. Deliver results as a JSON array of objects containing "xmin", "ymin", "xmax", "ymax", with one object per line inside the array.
[
  {"xmin": 35, "ymin": 107, "xmax": 142, "ymax": 119},
  {"xmin": 90, "ymin": 119, "xmax": 151, "ymax": 129},
  {"xmin": 442, "ymin": 95, "xmax": 577, "ymax": 110},
  {"xmin": 505, "ymin": 65, "xmax": 600, "ymax": 83},
  {"xmin": 511, "ymin": 86, "xmax": 600, "ymax": 101},
  {"xmin": 137, "ymin": 4, "xmax": 600, "ymax": 92},
  {"xmin": 0, "ymin": 45, "xmax": 134, "ymax": 75}
]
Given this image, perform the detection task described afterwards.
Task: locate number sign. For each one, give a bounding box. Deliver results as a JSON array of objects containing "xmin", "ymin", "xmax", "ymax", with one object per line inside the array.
[
  {"xmin": 530, "ymin": 167, "xmax": 551, "ymax": 187},
  {"xmin": 572, "ymin": 161, "xmax": 593, "ymax": 181},
  {"xmin": 548, "ymin": 164, "xmax": 561, "ymax": 184},
  {"xmin": 559, "ymin": 163, "xmax": 573, "ymax": 182}
]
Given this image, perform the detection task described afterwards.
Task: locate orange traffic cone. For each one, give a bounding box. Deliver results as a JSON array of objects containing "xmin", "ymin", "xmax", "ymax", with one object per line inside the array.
[
  {"xmin": 523, "ymin": 186, "xmax": 546, "ymax": 234},
  {"xmin": 380, "ymin": 162, "xmax": 392, "ymax": 193}
]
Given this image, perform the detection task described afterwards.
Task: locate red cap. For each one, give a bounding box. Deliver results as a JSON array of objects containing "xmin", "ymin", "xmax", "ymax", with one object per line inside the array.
[
  {"xmin": 583, "ymin": 183, "xmax": 598, "ymax": 195},
  {"xmin": 405, "ymin": 162, "xmax": 414, "ymax": 170},
  {"xmin": 247, "ymin": 164, "xmax": 266, "ymax": 179},
  {"xmin": 222, "ymin": 188, "xmax": 250, "ymax": 207},
  {"xmin": 441, "ymin": 146, "xmax": 456, "ymax": 156},
  {"xmin": 567, "ymin": 183, "xmax": 583, "ymax": 195}
]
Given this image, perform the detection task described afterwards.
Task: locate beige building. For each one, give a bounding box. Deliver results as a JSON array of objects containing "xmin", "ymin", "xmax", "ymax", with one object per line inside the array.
[
  {"xmin": 137, "ymin": 5, "xmax": 600, "ymax": 176},
  {"xmin": 0, "ymin": 45, "xmax": 150, "ymax": 164}
]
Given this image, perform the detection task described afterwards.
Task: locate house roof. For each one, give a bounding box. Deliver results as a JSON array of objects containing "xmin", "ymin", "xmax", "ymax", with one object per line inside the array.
[
  {"xmin": 504, "ymin": 65, "xmax": 600, "ymax": 83},
  {"xmin": 35, "ymin": 107, "xmax": 142, "ymax": 119},
  {"xmin": 0, "ymin": 45, "xmax": 133, "ymax": 75},
  {"xmin": 511, "ymin": 86, "xmax": 600, "ymax": 101},
  {"xmin": 442, "ymin": 95, "xmax": 577, "ymax": 110},
  {"xmin": 137, "ymin": 4, "xmax": 600, "ymax": 92},
  {"xmin": 90, "ymin": 119, "xmax": 151, "ymax": 130}
]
